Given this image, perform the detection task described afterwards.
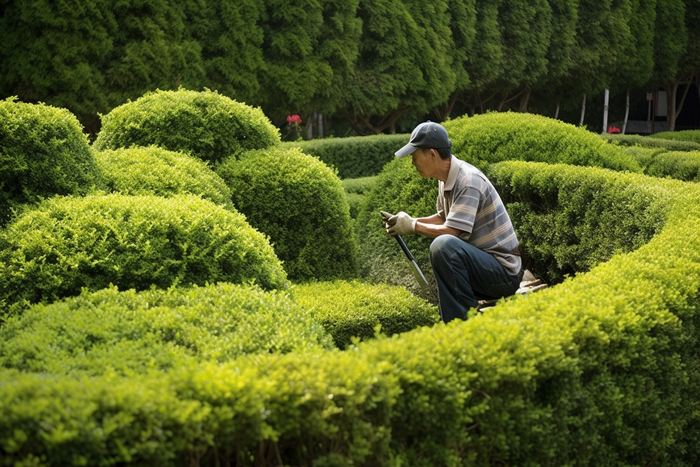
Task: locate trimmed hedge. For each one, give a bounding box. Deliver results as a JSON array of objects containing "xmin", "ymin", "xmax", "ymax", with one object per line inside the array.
[
  {"xmin": 292, "ymin": 280, "xmax": 439, "ymax": 349},
  {"xmin": 217, "ymin": 147, "xmax": 357, "ymax": 282},
  {"xmin": 342, "ymin": 176, "xmax": 378, "ymax": 220},
  {"xmin": 645, "ymin": 150, "xmax": 700, "ymax": 182},
  {"xmin": 0, "ymin": 97, "xmax": 101, "ymax": 226},
  {"xmin": 0, "ymin": 284, "xmax": 333, "ymax": 377},
  {"xmin": 1, "ymin": 163, "xmax": 699, "ymax": 465},
  {"xmin": 95, "ymin": 146, "xmax": 235, "ymax": 209},
  {"xmin": 649, "ymin": 129, "xmax": 700, "ymax": 144},
  {"xmin": 281, "ymin": 134, "xmax": 409, "ymax": 178},
  {"xmin": 0, "ymin": 193, "xmax": 287, "ymax": 321},
  {"xmin": 93, "ymin": 89, "xmax": 280, "ymax": 164},
  {"xmin": 443, "ymin": 112, "xmax": 642, "ymax": 172},
  {"xmin": 602, "ymin": 133, "xmax": 700, "ymax": 152}
]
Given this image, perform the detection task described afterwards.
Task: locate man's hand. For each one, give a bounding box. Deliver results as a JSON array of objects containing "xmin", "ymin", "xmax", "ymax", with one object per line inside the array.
[{"xmin": 381, "ymin": 211, "xmax": 416, "ymax": 236}]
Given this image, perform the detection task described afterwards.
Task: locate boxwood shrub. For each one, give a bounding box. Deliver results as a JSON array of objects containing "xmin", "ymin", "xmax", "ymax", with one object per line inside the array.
[
  {"xmin": 217, "ymin": 147, "xmax": 357, "ymax": 282},
  {"xmin": 0, "ymin": 283, "xmax": 333, "ymax": 377},
  {"xmin": 342, "ymin": 176, "xmax": 378, "ymax": 220},
  {"xmin": 0, "ymin": 97, "xmax": 101, "ymax": 226},
  {"xmin": 2, "ymin": 161, "xmax": 699, "ymax": 465},
  {"xmin": 0, "ymin": 193, "xmax": 287, "ymax": 321},
  {"xmin": 93, "ymin": 89, "xmax": 280, "ymax": 164},
  {"xmin": 95, "ymin": 146, "xmax": 235, "ymax": 209},
  {"xmin": 644, "ymin": 150, "xmax": 700, "ymax": 182},
  {"xmin": 292, "ymin": 280, "xmax": 439, "ymax": 349},
  {"xmin": 443, "ymin": 112, "xmax": 642, "ymax": 172},
  {"xmin": 649, "ymin": 129, "xmax": 700, "ymax": 144},
  {"xmin": 282, "ymin": 134, "xmax": 409, "ymax": 178},
  {"xmin": 602, "ymin": 133, "xmax": 700, "ymax": 152}
]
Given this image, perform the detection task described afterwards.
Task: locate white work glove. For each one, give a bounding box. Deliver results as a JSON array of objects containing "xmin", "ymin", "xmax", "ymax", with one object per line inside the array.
[{"xmin": 381, "ymin": 211, "xmax": 417, "ymax": 236}]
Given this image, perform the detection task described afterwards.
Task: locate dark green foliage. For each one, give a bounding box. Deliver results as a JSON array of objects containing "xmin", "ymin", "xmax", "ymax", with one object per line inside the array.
[
  {"xmin": 444, "ymin": 112, "xmax": 643, "ymax": 172},
  {"xmin": 95, "ymin": 146, "xmax": 234, "ymax": 209},
  {"xmin": 93, "ymin": 89, "xmax": 280, "ymax": 164},
  {"xmin": 342, "ymin": 176, "xmax": 378, "ymax": 219},
  {"xmin": 0, "ymin": 284, "xmax": 334, "ymax": 376},
  {"xmin": 292, "ymin": 280, "xmax": 438, "ymax": 349},
  {"xmin": 217, "ymin": 147, "xmax": 356, "ymax": 282},
  {"xmin": 650, "ymin": 129, "xmax": 700, "ymax": 144},
  {"xmin": 645, "ymin": 150, "xmax": 700, "ymax": 181},
  {"xmin": 0, "ymin": 193, "xmax": 287, "ymax": 321},
  {"xmin": 0, "ymin": 98, "xmax": 101, "ymax": 226},
  {"xmin": 281, "ymin": 133, "xmax": 409, "ymax": 178},
  {"xmin": 487, "ymin": 161, "xmax": 668, "ymax": 284},
  {"xmin": 602, "ymin": 133, "xmax": 700, "ymax": 151}
]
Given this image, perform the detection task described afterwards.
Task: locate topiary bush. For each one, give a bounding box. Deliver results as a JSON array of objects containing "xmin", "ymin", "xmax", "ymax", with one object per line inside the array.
[
  {"xmin": 602, "ymin": 133, "xmax": 700, "ymax": 152},
  {"xmin": 93, "ymin": 88, "xmax": 280, "ymax": 164},
  {"xmin": 649, "ymin": 129, "xmax": 700, "ymax": 144},
  {"xmin": 282, "ymin": 134, "xmax": 410, "ymax": 178},
  {"xmin": 217, "ymin": 147, "xmax": 357, "ymax": 282},
  {"xmin": 0, "ymin": 193, "xmax": 287, "ymax": 321},
  {"xmin": 95, "ymin": 146, "xmax": 235, "ymax": 209},
  {"xmin": 0, "ymin": 283, "xmax": 333, "ymax": 377},
  {"xmin": 0, "ymin": 97, "xmax": 101, "ymax": 226},
  {"xmin": 342, "ymin": 176, "xmax": 378, "ymax": 220},
  {"xmin": 443, "ymin": 112, "xmax": 642, "ymax": 172},
  {"xmin": 644, "ymin": 150, "xmax": 700, "ymax": 182},
  {"xmin": 292, "ymin": 280, "xmax": 439, "ymax": 349}
]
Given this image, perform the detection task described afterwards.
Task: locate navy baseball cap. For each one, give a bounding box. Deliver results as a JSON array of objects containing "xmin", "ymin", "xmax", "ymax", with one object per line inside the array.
[{"xmin": 395, "ymin": 121, "xmax": 452, "ymax": 158}]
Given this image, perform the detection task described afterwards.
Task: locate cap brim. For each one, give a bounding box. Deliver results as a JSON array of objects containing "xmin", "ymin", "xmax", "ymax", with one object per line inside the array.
[{"xmin": 395, "ymin": 143, "xmax": 417, "ymax": 158}]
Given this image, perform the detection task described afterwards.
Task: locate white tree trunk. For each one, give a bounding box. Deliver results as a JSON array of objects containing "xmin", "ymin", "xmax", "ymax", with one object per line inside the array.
[
  {"xmin": 555, "ymin": 102, "xmax": 560, "ymax": 119},
  {"xmin": 623, "ymin": 91, "xmax": 630, "ymax": 134},
  {"xmin": 580, "ymin": 93, "xmax": 587, "ymax": 126},
  {"xmin": 602, "ymin": 89, "xmax": 609, "ymax": 133}
]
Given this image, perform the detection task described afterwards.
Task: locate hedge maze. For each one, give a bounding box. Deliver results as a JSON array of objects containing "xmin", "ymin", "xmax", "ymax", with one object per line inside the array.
[{"xmin": 1, "ymin": 91, "xmax": 700, "ymax": 465}]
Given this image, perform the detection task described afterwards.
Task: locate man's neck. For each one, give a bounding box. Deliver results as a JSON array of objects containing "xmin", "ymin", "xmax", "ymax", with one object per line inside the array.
[{"xmin": 436, "ymin": 155, "xmax": 452, "ymax": 182}]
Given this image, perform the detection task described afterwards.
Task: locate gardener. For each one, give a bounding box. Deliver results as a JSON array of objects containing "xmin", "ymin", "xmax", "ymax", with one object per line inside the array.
[{"xmin": 382, "ymin": 121, "xmax": 523, "ymax": 323}]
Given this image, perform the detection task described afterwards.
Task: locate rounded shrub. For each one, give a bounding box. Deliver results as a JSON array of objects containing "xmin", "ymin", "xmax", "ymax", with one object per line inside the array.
[
  {"xmin": 0, "ymin": 284, "xmax": 334, "ymax": 376},
  {"xmin": 649, "ymin": 129, "xmax": 700, "ymax": 144},
  {"xmin": 0, "ymin": 97, "xmax": 101, "ymax": 226},
  {"xmin": 292, "ymin": 280, "xmax": 439, "ymax": 349},
  {"xmin": 95, "ymin": 146, "xmax": 235, "ymax": 209},
  {"xmin": 645, "ymin": 150, "xmax": 700, "ymax": 182},
  {"xmin": 443, "ymin": 112, "xmax": 642, "ymax": 172},
  {"xmin": 0, "ymin": 193, "xmax": 287, "ymax": 320},
  {"xmin": 217, "ymin": 147, "xmax": 357, "ymax": 282},
  {"xmin": 93, "ymin": 89, "xmax": 280, "ymax": 164}
]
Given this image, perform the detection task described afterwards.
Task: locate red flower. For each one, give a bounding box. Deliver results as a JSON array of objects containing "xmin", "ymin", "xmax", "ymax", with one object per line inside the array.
[
  {"xmin": 287, "ymin": 114, "xmax": 302, "ymax": 125},
  {"xmin": 607, "ymin": 126, "xmax": 621, "ymax": 134}
]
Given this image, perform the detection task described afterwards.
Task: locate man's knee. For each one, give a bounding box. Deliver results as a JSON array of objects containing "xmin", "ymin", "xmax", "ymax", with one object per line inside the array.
[{"xmin": 430, "ymin": 234, "xmax": 460, "ymax": 263}]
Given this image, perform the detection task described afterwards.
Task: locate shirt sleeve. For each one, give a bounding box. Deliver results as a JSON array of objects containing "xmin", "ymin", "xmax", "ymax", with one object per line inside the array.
[{"xmin": 443, "ymin": 175, "xmax": 482, "ymax": 235}]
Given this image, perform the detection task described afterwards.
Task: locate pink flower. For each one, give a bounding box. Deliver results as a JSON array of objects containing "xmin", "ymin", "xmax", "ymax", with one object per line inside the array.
[
  {"xmin": 287, "ymin": 115, "xmax": 302, "ymax": 125},
  {"xmin": 607, "ymin": 126, "xmax": 621, "ymax": 134}
]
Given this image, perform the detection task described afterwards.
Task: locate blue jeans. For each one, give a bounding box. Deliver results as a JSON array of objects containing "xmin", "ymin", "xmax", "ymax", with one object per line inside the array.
[{"xmin": 430, "ymin": 235, "xmax": 523, "ymax": 323}]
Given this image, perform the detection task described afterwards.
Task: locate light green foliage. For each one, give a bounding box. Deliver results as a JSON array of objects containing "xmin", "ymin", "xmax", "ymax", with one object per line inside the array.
[
  {"xmin": 93, "ymin": 88, "xmax": 280, "ymax": 163},
  {"xmin": 281, "ymin": 133, "xmax": 409, "ymax": 178},
  {"xmin": 602, "ymin": 133, "xmax": 700, "ymax": 151},
  {"xmin": 292, "ymin": 280, "xmax": 438, "ymax": 349},
  {"xmin": 619, "ymin": 145, "xmax": 665, "ymax": 170},
  {"xmin": 95, "ymin": 146, "xmax": 234, "ymax": 209},
  {"xmin": 0, "ymin": 284, "xmax": 334, "ymax": 376},
  {"xmin": 645, "ymin": 150, "xmax": 700, "ymax": 181},
  {"xmin": 444, "ymin": 112, "xmax": 642, "ymax": 172},
  {"xmin": 0, "ymin": 193, "xmax": 287, "ymax": 321},
  {"xmin": 487, "ymin": 162, "xmax": 668, "ymax": 284},
  {"xmin": 650, "ymin": 129, "xmax": 700, "ymax": 144},
  {"xmin": 0, "ymin": 98, "xmax": 101, "ymax": 227},
  {"xmin": 217, "ymin": 147, "xmax": 356, "ymax": 282}
]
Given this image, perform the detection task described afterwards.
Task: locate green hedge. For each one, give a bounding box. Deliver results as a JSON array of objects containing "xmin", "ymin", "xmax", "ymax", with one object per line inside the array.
[
  {"xmin": 1, "ymin": 164, "xmax": 699, "ymax": 465},
  {"xmin": 0, "ymin": 194, "xmax": 287, "ymax": 321},
  {"xmin": 217, "ymin": 147, "xmax": 357, "ymax": 282},
  {"xmin": 602, "ymin": 133, "xmax": 700, "ymax": 152},
  {"xmin": 443, "ymin": 112, "xmax": 642, "ymax": 172},
  {"xmin": 342, "ymin": 176, "xmax": 378, "ymax": 220},
  {"xmin": 93, "ymin": 89, "xmax": 280, "ymax": 164},
  {"xmin": 0, "ymin": 284, "xmax": 333, "ymax": 377},
  {"xmin": 649, "ymin": 129, "xmax": 700, "ymax": 144},
  {"xmin": 0, "ymin": 98, "xmax": 101, "ymax": 226},
  {"xmin": 644, "ymin": 150, "xmax": 700, "ymax": 182},
  {"xmin": 292, "ymin": 280, "xmax": 438, "ymax": 349},
  {"xmin": 282, "ymin": 134, "xmax": 409, "ymax": 179},
  {"xmin": 95, "ymin": 146, "xmax": 235, "ymax": 209}
]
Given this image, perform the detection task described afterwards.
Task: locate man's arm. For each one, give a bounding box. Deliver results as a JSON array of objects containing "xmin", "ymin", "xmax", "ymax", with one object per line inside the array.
[{"xmin": 415, "ymin": 214, "xmax": 463, "ymax": 238}]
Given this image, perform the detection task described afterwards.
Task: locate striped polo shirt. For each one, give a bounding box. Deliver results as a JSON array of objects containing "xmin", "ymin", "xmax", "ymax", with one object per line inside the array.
[{"xmin": 437, "ymin": 156, "xmax": 522, "ymax": 275}]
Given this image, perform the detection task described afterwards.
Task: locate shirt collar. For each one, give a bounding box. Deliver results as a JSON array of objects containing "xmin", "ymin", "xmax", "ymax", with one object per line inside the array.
[{"xmin": 444, "ymin": 155, "xmax": 462, "ymax": 191}]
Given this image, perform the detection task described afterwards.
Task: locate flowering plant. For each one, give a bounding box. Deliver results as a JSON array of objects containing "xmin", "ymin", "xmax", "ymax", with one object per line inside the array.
[
  {"xmin": 607, "ymin": 126, "xmax": 621, "ymax": 134},
  {"xmin": 286, "ymin": 114, "xmax": 302, "ymax": 140}
]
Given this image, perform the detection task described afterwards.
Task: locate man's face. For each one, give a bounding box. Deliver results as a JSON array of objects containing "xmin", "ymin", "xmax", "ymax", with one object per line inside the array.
[{"xmin": 411, "ymin": 147, "xmax": 434, "ymax": 178}]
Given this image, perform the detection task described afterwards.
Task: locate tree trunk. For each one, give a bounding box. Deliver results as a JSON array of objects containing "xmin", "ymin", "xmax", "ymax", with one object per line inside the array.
[
  {"xmin": 433, "ymin": 92, "xmax": 459, "ymax": 121},
  {"xmin": 580, "ymin": 93, "xmax": 587, "ymax": 126},
  {"xmin": 518, "ymin": 89, "xmax": 531, "ymax": 112},
  {"xmin": 602, "ymin": 89, "xmax": 609, "ymax": 133},
  {"xmin": 666, "ymin": 73, "xmax": 695, "ymax": 132},
  {"xmin": 554, "ymin": 102, "xmax": 560, "ymax": 119},
  {"xmin": 622, "ymin": 91, "xmax": 630, "ymax": 134}
]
